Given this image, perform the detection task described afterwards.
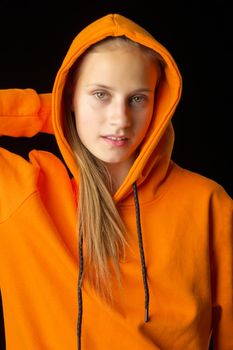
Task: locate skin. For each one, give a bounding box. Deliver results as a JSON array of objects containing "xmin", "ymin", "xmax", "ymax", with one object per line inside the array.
[{"xmin": 72, "ymin": 45, "xmax": 160, "ymax": 190}]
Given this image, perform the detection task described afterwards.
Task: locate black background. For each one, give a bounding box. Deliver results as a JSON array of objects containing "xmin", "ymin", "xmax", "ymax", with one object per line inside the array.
[
  {"xmin": 0, "ymin": 1, "xmax": 232, "ymax": 196},
  {"xmin": 0, "ymin": 0, "xmax": 232, "ymax": 348}
]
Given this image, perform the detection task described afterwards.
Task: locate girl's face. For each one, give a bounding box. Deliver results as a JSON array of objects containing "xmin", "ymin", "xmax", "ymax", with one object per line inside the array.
[{"xmin": 72, "ymin": 45, "xmax": 160, "ymax": 173}]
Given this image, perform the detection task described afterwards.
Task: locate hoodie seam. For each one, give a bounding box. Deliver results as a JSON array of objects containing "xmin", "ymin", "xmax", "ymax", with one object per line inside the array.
[
  {"xmin": 112, "ymin": 14, "xmax": 120, "ymax": 34},
  {"xmin": 0, "ymin": 191, "xmax": 38, "ymax": 224}
]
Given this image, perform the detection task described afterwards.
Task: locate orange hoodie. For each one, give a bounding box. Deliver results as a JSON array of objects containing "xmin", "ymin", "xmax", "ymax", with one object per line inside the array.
[{"xmin": 0, "ymin": 14, "xmax": 232, "ymax": 350}]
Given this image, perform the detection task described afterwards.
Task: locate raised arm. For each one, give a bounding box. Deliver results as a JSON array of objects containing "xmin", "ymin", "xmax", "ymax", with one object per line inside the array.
[{"xmin": 0, "ymin": 89, "xmax": 52, "ymax": 136}]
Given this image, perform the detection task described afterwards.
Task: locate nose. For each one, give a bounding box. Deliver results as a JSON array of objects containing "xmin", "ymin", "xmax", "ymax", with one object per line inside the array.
[{"xmin": 108, "ymin": 100, "xmax": 131, "ymax": 128}]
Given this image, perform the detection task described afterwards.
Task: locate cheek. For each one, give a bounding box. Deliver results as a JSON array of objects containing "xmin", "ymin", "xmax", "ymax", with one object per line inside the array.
[
  {"xmin": 73, "ymin": 94, "xmax": 103, "ymax": 126},
  {"xmin": 74, "ymin": 105, "xmax": 102, "ymax": 142},
  {"xmin": 75, "ymin": 118, "xmax": 92, "ymax": 143},
  {"xmin": 73, "ymin": 98, "xmax": 91, "ymax": 130},
  {"xmin": 74, "ymin": 110, "xmax": 89, "ymax": 140},
  {"xmin": 134, "ymin": 108, "xmax": 154, "ymax": 136}
]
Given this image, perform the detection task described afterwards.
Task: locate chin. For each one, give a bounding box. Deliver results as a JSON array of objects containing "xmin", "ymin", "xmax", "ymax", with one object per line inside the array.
[
  {"xmin": 92, "ymin": 149, "xmax": 136, "ymax": 165},
  {"xmin": 102, "ymin": 157, "xmax": 124, "ymax": 164}
]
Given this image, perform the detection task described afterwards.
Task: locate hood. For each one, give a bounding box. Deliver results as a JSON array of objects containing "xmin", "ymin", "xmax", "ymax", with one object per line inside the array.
[{"xmin": 52, "ymin": 13, "xmax": 182, "ymax": 202}]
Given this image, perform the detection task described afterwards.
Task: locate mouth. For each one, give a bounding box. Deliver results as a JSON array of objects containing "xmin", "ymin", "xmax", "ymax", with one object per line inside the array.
[
  {"xmin": 101, "ymin": 135, "xmax": 129, "ymax": 147},
  {"xmin": 103, "ymin": 135, "xmax": 128, "ymax": 141}
]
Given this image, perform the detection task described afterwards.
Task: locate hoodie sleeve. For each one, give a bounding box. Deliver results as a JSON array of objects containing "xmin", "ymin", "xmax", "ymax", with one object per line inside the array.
[
  {"xmin": 0, "ymin": 89, "xmax": 53, "ymax": 136},
  {"xmin": 210, "ymin": 185, "xmax": 233, "ymax": 349}
]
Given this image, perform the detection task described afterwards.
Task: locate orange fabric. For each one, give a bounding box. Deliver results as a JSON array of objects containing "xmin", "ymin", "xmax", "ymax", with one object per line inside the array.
[
  {"xmin": 0, "ymin": 13, "xmax": 233, "ymax": 350},
  {"xmin": 0, "ymin": 88, "xmax": 52, "ymax": 136}
]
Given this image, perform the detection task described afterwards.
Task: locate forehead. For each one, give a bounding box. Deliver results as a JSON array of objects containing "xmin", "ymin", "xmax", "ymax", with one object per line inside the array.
[{"xmin": 75, "ymin": 46, "xmax": 160, "ymax": 87}]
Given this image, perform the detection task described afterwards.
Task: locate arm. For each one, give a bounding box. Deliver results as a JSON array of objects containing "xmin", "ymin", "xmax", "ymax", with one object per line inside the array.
[
  {"xmin": 0, "ymin": 89, "xmax": 52, "ymax": 136},
  {"xmin": 211, "ymin": 186, "xmax": 233, "ymax": 349}
]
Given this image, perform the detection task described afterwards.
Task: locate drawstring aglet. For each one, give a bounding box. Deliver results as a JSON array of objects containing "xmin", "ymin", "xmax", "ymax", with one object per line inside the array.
[{"xmin": 144, "ymin": 306, "xmax": 149, "ymax": 322}]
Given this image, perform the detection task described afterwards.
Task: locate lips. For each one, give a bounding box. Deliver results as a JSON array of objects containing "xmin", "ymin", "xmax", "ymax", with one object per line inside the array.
[
  {"xmin": 101, "ymin": 135, "xmax": 129, "ymax": 147},
  {"xmin": 104, "ymin": 135, "xmax": 128, "ymax": 141}
]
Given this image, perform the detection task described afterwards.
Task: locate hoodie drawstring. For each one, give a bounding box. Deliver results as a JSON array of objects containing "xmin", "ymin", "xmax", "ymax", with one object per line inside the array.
[
  {"xmin": 132, "ymin": 182, "xmax": 150, "ymax": 323},
  {"xmin": 77, "ymin": 233, "xmax": 83, "ymax": 350},
  {"xmin": 77, "ymin": 182, "xmax": 150, "ymax": 349}
]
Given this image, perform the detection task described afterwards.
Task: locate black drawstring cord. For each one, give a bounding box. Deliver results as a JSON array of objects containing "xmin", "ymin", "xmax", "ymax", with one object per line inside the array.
[
  {"xmin": 77, "ymin": 232, "xmax": 83, "ymax": 350},
  {"xmin": 77, "ymin": 183, "xmax": 149, "ymax": 349},
  {"xmin": 133, "ymin": 182, "xmax": 150, "ymax": 323}
]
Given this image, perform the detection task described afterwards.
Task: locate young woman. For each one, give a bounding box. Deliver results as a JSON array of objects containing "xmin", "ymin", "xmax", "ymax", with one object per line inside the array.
[{"xmin": 0, "ymin": 13, "xmax": 232, "ymax": 350}]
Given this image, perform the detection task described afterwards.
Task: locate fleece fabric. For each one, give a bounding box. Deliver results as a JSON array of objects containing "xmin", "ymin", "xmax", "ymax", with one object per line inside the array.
[{"xmin": 0, "ymin": 13, "xmax": 232, "ymax": 350}]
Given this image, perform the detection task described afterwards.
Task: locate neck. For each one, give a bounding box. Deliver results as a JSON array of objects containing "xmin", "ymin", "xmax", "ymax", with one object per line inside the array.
[{"xmin": 105, "ymin": 154, "xmax": 136, "ymax": 194}]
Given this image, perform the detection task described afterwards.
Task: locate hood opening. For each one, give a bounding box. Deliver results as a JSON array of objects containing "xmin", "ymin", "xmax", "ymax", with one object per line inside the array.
[{"xmin": 50, "ymin": 13, "xmax": 182, "ymax": 350}]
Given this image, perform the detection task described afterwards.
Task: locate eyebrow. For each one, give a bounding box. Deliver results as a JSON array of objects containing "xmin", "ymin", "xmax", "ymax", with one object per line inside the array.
[{"xmin": 85, "ymin": 84, "xmax": 153, "ymax": 93}]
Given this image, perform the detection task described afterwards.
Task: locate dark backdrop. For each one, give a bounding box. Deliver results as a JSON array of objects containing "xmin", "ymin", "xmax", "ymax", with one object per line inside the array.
[
  {"xmin": 0, "ymin": 0, "xmax": 232, "ymax": 348},
  {"xmin": 0, "ymin": 1, "xmax": 232, "ymax": 196}
]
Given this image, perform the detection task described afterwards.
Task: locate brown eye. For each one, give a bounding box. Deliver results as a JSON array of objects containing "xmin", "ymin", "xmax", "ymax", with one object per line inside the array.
[
  {"xmin": 94, "ymin": 91, "xmax": 108, "ymax": 100},
  {"xmin": 130, "ymin": 95, "xmax": 147, "ymax": 105}
]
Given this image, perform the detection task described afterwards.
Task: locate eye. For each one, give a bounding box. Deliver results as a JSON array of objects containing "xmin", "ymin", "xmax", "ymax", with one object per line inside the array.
[
  {"xmin": 93, "ymin": 91, "xmax": 109, "ymax": 101},
  {"xmin": 130, "ymin": 94, "xmax": 147, "ymax": 105}
]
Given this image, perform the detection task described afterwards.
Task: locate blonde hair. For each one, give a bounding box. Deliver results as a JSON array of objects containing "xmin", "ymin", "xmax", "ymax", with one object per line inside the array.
[{"xmin": 64, "ymin": 36, "xmax": 165, "ymax": 303}]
